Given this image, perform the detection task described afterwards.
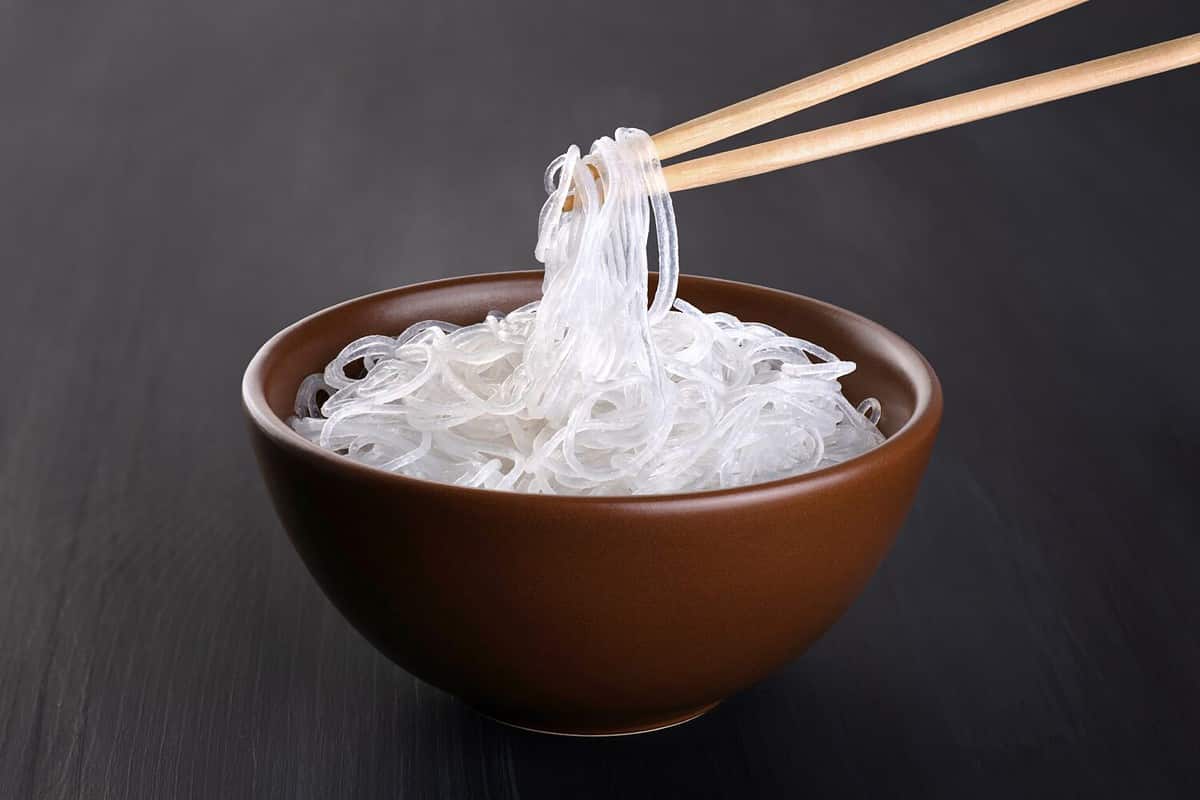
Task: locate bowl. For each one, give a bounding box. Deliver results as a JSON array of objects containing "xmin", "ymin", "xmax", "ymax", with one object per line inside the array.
[{"xmin": 242, "ymin": 270, "xmax": 942, "ymax": 735}]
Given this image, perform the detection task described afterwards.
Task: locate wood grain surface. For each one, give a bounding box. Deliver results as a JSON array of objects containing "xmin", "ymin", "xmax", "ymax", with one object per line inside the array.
[{"xmin": 2, "ymin": 1, "xmax": 1198, "ymax": 797}]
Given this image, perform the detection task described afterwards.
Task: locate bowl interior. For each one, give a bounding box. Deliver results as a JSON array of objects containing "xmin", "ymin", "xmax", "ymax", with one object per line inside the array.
[{"xmin": 251, "ymin": 270, "xmax": 933, "ymax": 464}]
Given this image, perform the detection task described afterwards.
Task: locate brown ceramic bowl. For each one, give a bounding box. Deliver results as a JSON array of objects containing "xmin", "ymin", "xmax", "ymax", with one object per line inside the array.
[{"xmin": 242, "ymin": 270, "xmax": 941, "ymax": 735}]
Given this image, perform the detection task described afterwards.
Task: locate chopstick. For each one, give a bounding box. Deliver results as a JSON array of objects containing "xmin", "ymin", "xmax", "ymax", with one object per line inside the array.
[
  {"xmin": 651, "ymin": 0, "xmax": 1089, "ymax": 161},
  {"xmin": 661, "ymin": 33, "xmax": 1200, "ymax": 193}
]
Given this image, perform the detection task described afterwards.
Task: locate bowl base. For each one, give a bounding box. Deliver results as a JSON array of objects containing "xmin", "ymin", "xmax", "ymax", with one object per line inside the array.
[{"xmin": 479, "ymin": 701, "xmax": 721, "ymax": 737}]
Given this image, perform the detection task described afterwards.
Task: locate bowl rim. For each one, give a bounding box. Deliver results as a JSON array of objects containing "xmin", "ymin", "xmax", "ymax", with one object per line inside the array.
[{"xmin": 242, "ymin": 270, "xmax": 942, "ymax": 505}]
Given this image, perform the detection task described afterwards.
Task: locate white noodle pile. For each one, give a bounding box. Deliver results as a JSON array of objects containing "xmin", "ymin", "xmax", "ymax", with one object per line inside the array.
[{"xmin": 289, "ymin": 127, "xmax": 883, "ymax": 494}]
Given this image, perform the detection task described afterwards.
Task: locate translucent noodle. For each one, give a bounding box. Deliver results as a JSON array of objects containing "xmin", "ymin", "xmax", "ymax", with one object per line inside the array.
[{"xmin": 289, "ymin": 128, "xmax": 883, "ymax": 494}]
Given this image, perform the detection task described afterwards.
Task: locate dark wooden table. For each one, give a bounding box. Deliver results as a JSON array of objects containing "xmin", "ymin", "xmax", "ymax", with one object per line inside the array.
[{"xmin": 3, "ymin": 1, "xmax": 1199, "ymax": 797}]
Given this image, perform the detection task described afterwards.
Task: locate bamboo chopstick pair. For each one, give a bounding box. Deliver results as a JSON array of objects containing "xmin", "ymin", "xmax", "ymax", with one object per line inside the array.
[{"xmin": 564, "ymin": 0, "xmax": 1199, "ymax": 208}]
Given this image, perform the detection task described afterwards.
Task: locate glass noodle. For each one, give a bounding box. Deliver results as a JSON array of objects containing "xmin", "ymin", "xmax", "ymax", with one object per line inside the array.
[{"xmin": 290, "ymin": 128, "xmax": 883, "ymax": 494}]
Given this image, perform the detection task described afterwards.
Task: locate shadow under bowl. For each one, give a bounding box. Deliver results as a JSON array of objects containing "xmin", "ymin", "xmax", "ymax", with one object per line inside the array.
[{"xmin": 242, "ymin": 270, "xmax": 942, "ymax": 735}]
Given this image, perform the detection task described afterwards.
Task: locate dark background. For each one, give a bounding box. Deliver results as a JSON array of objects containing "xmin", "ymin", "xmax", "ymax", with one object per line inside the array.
[{"xmin": 3, "ymin": 0, "xmax": 1199, "ymax": 797}]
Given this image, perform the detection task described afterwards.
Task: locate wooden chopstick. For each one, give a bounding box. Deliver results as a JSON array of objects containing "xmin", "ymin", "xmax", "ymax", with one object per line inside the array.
[
  {"xmin": 651, "ymin": 0, "xmax": 1089, "ymax": 161},
  {"xmin": 661, "ymin": 33, "xmax": 1200, "ymax": 194}
]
